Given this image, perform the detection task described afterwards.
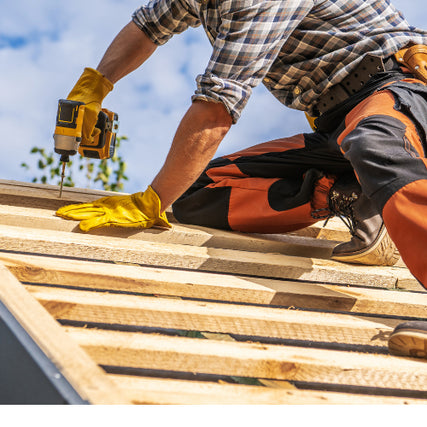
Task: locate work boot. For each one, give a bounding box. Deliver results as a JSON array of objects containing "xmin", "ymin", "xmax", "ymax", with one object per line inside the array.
[
  {"xmin": 327, "ymin": 177, "xmax": 400, "ymax": 266},
  {"xmin": 388, "ymin": 321, "xmax": 427, "ymax": 359}
]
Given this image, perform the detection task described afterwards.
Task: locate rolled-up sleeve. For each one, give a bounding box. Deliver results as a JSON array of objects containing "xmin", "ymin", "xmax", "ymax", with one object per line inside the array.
[
  {"xmin": 132, "ymin": 0, "xmax": 201, "ymax": 45},
  {"xmin": 192, "ymin": 0, "xmax": 313, "ymax": 123},
  {"xmin": 133, "ymin": 0, "xmax": 313, "ymax": 123}
]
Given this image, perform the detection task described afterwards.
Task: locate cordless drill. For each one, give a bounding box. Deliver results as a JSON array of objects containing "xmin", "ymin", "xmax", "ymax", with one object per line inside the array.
[{"xmin": 53, "ymin": 99, "xmax": 119, "ymax": 197}]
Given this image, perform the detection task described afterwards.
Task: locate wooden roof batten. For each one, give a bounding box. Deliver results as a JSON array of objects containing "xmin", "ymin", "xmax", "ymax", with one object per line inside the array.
[{"xmin": 0, "ymin": 179, "xmax": 426, "ymax": 405}]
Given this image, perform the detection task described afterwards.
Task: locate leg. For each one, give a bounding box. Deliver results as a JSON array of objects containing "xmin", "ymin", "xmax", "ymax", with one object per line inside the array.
[
  {"xmin": 173, "ymin": 133, "xmax": 350, "ymax": 233},
  {"xmin": 334, "ymin": 79, "xmax": 427, "ymax": 287}
]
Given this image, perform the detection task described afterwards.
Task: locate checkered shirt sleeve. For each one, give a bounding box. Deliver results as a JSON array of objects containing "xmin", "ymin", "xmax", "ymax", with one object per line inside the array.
[
  {"xmin": 190, "ymin": 1, "xmax": 313, "ymax": 123},
  {"xmin": 133, "ymin": 0, "xmax": 313, "ymax": 123},
  {"xmin": 132, "ymin": 0, "xmax": 201, "ymax": 45},
  {"xmin": 133, "ymin": 0, "xmax": 427, "ymax": 122}
]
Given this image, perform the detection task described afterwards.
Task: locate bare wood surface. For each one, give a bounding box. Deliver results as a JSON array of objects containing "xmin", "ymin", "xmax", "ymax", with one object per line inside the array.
[
  {"xmin": 65, "ymin": 326, "xmax": 427, "ymax": 393},
  {"xmin": 0, "ymin": 204, "xmax": 337, "ymax": 259},
  {"xmin": 108, "ymin": 374, "xmax": 426, "ymax": 405},
  {"xmin": 26, "ymin": 284, "xmax": 402, "ymax": 348},
  {"xmin": 0, "ymin": 180, "xmax": 407, "ymax": 266},
  {"xmin": 2, "ymin": 252, "xmax": 426, "ymax": 317},
  {"xmin": 0, "ymin": 179, "xmax": 345, "ymax": 235},
  {"xmin": 1, "ymin": 180, "xmax": 425, "ymax": 404},
  {"xmin": 289, "ymin": 218, "xmax": 351, "ymax": 241},
  {"xmin": 0, "ymin": 264, "xmax": 130, "ymax": 404},
  {"xmin": 0, "ymin": 224, "xmax": 416, "ymax": 288},
  {"xmin": 0, "ymin": 179, "xmax": 120, "ymax": 202}
]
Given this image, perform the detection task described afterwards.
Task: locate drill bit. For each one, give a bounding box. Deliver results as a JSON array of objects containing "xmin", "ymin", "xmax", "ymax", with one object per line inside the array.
[
  {"xmin": 59, "ymin": 162, "xmax": 66, "ymax": 198},
  {"xmin": 58, "ymin": 154, "xmax": 69, "ymax": 198}
]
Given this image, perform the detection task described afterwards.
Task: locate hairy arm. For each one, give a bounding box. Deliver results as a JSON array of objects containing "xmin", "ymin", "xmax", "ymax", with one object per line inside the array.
[
  {"xmin": 151, "ymin": 100, "xmax": 232, "ymax": 209},
  {"xmin": 97, "ymin": 21, "xmax": 157, "ymax": 83},
  {"xmin": 96, "ymin": 21, "xmax": 233, "ymax": 211}
]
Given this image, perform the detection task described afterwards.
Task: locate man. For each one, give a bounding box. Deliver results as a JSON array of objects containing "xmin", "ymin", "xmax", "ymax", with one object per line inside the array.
[{"xmin": 56, "ymin": 0, "xmax": 427, "ymax": 358}]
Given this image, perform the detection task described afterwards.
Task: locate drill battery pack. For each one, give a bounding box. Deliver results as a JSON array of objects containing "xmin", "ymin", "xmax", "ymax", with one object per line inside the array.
[{"xmin": 78, "ymin": 108, "xmax": 119, "ymax": 159}]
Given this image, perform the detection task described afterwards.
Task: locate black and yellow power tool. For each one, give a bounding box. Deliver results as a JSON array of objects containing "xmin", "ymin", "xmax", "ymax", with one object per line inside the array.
[{"xmin": 53, "ymin": 99, "xmax": 119, "ymax": 197}]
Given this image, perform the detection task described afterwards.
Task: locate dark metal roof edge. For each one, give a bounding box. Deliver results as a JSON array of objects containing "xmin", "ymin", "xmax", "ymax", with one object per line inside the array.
[{"xmin": 0, "ymin": 301, "xmax": 89, "ymax": 405}]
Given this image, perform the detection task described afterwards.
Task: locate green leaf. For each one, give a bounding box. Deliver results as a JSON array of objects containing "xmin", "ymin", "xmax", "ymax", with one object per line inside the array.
[{"xmin": 25, "ymin": 136, "xmax": 128, "ymax": 190}]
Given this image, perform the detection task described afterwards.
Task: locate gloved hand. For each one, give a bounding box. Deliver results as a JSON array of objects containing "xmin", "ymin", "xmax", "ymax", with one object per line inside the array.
[
  {"xmin": 56, "ymin": 186, "xmax": 172, "ymax": 232},
  {"xmin": 67, "ymin": 67, "xmax": 114, "ymax": 145}
]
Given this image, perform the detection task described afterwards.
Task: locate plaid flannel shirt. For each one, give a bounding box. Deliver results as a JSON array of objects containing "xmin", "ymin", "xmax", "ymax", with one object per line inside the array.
[{"xmin": 133, "ymin": 0, "xmax": 427, "ymax": 122}]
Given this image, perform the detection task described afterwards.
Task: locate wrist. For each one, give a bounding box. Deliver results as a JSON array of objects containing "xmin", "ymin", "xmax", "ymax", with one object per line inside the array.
[{"xmin": 67, "ymin": 67, "xmax": 114, "ymax": 104}]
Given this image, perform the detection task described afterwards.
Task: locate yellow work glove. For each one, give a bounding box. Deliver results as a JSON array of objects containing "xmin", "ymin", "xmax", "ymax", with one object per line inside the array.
[
  {"xmin": 67, "ymin": 67, "xmax": 114, "ymax": 145},
  {"xmin": 56, "ymin": 186, "xmax": 172, "ymax": 232}
]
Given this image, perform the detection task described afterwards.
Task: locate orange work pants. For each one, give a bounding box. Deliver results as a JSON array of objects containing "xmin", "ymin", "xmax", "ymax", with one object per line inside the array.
[{"xmin": 173, "ymin": 78, "xmax": 427, "ymax": 287}]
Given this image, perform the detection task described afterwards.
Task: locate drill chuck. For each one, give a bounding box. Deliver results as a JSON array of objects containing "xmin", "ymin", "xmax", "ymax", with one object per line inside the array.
[
  {"xmin": 53, "ymin": 134, "xmax": 80, "ymax": 160},
  {"xmin": 53, "ymin": 99, "xmax": 85, "ymax": 161}
]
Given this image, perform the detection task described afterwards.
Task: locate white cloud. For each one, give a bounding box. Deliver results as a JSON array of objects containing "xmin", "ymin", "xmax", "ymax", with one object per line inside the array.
[{"xmin": 0, "ymin": 0, "xmax": 426, "ymax": 193}]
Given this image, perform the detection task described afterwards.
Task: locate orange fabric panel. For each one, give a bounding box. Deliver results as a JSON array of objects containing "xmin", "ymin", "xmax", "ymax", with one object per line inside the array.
[
  {"xmin": 311, "ymin": 174, "xmax": 335, "ymax": 214},
  {"xmin": 337, "ymin": 89, "xmax": 425, "ymax": 158},
  {"xmin": 227, "ymin": 179, "xmax": 317, "ymax": 233},
  {"xmin": 224, "ymin": 134, "xmax": 306, "ymax": 162},
  {"xmin": 383, "ymin": 179, "xmax": 427, "ymax": 288},
  {"xmin": 225, "ymin": 175, "xmax": 332, "ymax": 233},
  {"xmin": 206, "ymin": 163, "xmax": 249, "ymax": 185}
]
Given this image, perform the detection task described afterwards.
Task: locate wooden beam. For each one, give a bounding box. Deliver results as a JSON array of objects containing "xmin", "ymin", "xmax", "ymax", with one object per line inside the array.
[
  {"xmin": 0, "ymin": 179, "xmax": 119, "ymax": 202},
  {"xmin": 0, "ymin": 180, "xmax": 407, "ymax": 266},
  {"xmin": 108, "ymin": 374, "xmax": 426, "ymax": 405},
  {"xmin": 2, "ymin": 252, "xmax": 426, "ymax": 318},
  {"xmin": 0, "ymin": 204, "xmax": 337, "ymax": 259},
  {"xmin": 0, "ymin": 179, "xmax": 346, "ymax": 236},
  {"xmin": 0, "ymin": 224, "xmax": 416, "ymax": 288},
  {"xmin": 26, "ymin": 284, "xmax": 401, "ymax": 348},
  {"xmin": 289, "ymin": 217, "xmax": 350, "ymax": 241},
  {"xmin": 0, "ymin": 264, "xmax": 130, "ymax": 404},
  {"xmin": 65, "ymin": 326, "xmax": 427, "ymax": 394}
]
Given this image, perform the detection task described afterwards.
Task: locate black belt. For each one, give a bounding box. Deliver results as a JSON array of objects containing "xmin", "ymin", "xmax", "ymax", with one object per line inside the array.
[{"xmin": 314, "ymin": 54, "xmax": 398, "ymax": 115}]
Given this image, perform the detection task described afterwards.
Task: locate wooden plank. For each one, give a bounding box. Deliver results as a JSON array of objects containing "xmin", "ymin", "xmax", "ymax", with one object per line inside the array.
[
  {"xmin": 0, "ymin": 224, "xmax": 416, "ymax": 288},
  {"xmin": 0, "ymin": 179, "xmax": 405, "ymax": 261},
  {"xmin": 0, "ymin": 264, "xmax": 130, "ymax": 404},
  {"xmin": 254, "ymin": 229, "xmax": 405, "ymax": 269},
  {"xmin": 65, "ymin": 326, "xmax": 427, "ymax": 394},
  {"xmin": 0, "ymin": 179, "xmax": 336, "ymax": 230},
  {"xmin": 108, "ymin": 374, "xmax": 426, "ymax": 405},
  {"xmin": 2, "ymin": 252, "xmax": 426, "ymax": 318},
  {"xmin": 0, "ymin": 204, "xmax": 337, "ymax": 259},
  {"xmin": 289, "ymin": 217, "xmax": 351, "ymax": 241},
  {"xmin": 0, "ymin": 252, "xmax": 274, "ymax": 304},
  {"xmin": 0, "ymin": 180, "xmax": 408, "ymax": 266},
  {"xmin": 0, "ymin": 179, "xmax": 347, "ymax": 240},
  {"xmin": 0, "ymin": 179, "xmax": 120, "ymax": 202},
  {"xmin": 26, "ymin": 284, "xmax": 401, "ymax": 348}
]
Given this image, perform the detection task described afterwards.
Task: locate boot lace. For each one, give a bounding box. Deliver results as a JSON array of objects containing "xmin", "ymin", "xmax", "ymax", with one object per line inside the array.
[
  {"xmin": 327, "ymin": 188, "xmax": 359, "ymax": 235},
  {"xmin": 312, "ymin": 188, "xmax": 359, "ymax": 235}
]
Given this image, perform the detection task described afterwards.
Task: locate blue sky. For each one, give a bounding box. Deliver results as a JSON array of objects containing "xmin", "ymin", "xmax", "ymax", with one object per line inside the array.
[{"xmin": 0, "ymin": 0, "xmax": 426, "ymax": 193}]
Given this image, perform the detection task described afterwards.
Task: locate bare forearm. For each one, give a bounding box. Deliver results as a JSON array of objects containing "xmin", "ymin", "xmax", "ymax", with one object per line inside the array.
[
  {"xmin": 96, "ymin": 23, "xmax": 233, "ymax": 210},
  {"xmin": 151, "ymin": 101, "xmax": 233, "ymax": 210},
  {"xmin": 97, "ymin": 21, "xmax": 157, "ymax": 84}
]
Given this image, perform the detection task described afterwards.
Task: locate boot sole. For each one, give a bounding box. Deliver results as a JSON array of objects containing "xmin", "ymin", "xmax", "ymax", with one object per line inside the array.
[
  {"xmin": 331, "ymin": 224, "xmax": 400, "ymax": 266},
  {"xmin": 388, "ymin": 329, "xmax": 427, "ymax": 359}
]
